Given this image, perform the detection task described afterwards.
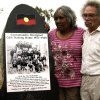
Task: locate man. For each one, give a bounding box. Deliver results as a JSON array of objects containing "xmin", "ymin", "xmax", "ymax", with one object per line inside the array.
[{"xmin": 80, "ymin": 1, "xmax": 100, "ymax": 100}]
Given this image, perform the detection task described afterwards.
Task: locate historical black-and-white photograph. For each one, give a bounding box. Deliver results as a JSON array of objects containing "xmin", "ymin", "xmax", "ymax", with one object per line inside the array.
[{"xmin": 5, "ymin": 33, "xmax": 50, "ymax": 92}]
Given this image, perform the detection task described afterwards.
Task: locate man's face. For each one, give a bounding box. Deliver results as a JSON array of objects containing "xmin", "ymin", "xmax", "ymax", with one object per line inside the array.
[{"xmin": 82, "ymin": 6, "xmax": 100, "ymax": 32}]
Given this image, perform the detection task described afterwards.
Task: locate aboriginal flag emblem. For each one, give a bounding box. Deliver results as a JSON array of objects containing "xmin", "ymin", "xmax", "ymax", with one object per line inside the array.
[{"xmin": 16, "ymin": 14, "xmax": 36, "ymax": 25}]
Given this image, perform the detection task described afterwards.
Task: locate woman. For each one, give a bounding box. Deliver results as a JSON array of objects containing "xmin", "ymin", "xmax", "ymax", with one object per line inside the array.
[{"xmin": 49, "ymin": 6, "xmax": 85, "ymax": 100}]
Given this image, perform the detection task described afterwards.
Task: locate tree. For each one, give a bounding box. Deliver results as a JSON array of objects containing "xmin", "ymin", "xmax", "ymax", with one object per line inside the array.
[{"xmin": 35, "ymin": 6, "xmax": 54, "ymax": 22}]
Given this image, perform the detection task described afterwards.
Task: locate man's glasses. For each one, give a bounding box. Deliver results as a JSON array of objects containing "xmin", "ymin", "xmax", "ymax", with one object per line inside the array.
[{"xmin": 82, "ymin": 13, "xmax": 97, "ymax": 18}]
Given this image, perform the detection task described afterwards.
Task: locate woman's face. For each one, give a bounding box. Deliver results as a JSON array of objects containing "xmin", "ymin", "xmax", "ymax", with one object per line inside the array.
[{"xmin": 54, "ymin": 9, "xmax": 70, "ymax": 32}]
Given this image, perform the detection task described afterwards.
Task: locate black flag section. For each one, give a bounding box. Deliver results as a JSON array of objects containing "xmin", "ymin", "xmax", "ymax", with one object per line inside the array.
[{"xmin": 16, "ymin": 14, "xmax": 36, "ymax": 26}]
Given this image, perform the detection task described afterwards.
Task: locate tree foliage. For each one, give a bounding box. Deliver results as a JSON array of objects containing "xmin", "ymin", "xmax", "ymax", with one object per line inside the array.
[{"xmin": 35, "ymin": 6, "xmax": 54, "ymax": 22}]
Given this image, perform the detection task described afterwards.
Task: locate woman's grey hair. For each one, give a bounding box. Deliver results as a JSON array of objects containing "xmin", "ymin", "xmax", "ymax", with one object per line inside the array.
[
  {"xmin": 54, "ymin": 5, "xmax": 77, "ymax": 29},
  {"xmin": 81, "ymin": 1, "xmax": 100, "ymax": 16}
]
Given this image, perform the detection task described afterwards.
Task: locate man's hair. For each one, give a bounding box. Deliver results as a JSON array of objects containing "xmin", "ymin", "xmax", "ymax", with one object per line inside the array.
[
  {"xmin": 54, "ymin": 5, "xmax": 77, "ymax": 29},
  {"xmin": 81, "ymin": 1, "xmax": 100, "ymax": 16}
]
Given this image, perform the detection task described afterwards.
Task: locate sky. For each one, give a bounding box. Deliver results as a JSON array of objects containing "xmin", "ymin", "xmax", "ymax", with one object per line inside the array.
[{"xmin": 0, "ymin": 0, "xmax": 95, "ymax": 38}]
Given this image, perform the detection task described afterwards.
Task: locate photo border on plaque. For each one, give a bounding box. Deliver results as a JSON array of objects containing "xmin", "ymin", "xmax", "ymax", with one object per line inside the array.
[{"xmin": 5, "ymin": 32, "xmax": 50, "ymax": 92}]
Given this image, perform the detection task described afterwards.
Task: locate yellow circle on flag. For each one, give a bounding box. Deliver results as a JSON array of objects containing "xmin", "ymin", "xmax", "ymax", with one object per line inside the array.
[{"xmin": 24, "ymin": 17, "xmax": 29, "ymax": 22}]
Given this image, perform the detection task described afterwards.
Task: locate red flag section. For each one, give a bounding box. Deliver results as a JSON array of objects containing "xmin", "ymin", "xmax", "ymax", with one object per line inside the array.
[{"xmin": 16, "ymin": 14, "xmax": 36, "ymax": 25}]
